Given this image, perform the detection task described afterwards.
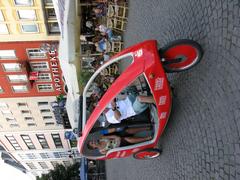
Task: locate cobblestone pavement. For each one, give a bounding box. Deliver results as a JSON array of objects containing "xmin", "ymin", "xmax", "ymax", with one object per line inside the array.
[{"xmin": 106, "ymin": 0, "xmax": 240, "ymax": 179}]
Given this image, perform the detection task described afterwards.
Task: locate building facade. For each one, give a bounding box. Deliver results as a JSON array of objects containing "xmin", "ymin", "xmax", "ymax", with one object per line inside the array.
[
  {"xmin": 0, "ymin": 41, "xmax": 65, "ymax": 98},
  {"xmin": 0, "ymin": 129, "xmax": 79, "ymax": 177},
  {"xmin": 0, "ymin": 0, "xmax": 79, "ymax": 177},
  {"xmin": 0, "ymin": 0, "xmax": 60, "ymax": 42},
  {"xmin": 0, "ymin": 40, "xmax": 77, "ymax": 177}
]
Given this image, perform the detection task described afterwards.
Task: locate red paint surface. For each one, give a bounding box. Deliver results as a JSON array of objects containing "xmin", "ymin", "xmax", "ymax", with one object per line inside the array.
[{"xmin": 0, "ymin": 41, "xmax": 65, "ymax": 98}]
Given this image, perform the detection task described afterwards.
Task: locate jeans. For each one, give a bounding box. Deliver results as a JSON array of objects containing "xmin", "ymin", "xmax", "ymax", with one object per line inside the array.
[
  {"xmin": 107, "ymin": 29, "xmax": 121, "ymax": 42},
  {"xmin": 128, "ymin": 94, "xmax": 149, "ymax": 114}
]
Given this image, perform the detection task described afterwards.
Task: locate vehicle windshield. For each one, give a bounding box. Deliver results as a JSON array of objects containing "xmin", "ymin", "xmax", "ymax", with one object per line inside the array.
[
  {"xmin": 83, "ymin": 54, "xmax": 134, "ymax": 123},
  {"xmin": 82, "ymin": 70, "xmax": 156, "ymax": 157}
]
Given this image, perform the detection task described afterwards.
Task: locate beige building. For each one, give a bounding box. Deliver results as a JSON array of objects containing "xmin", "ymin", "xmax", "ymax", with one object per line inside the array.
[
  {"xmin": 0, "ymin": 97, "xmax": 68, "ymax": 131},
  {"xmin": 0, "ymin": 0, "xmax": 80, "ymax": 178},
  {"xmin": 0, "ymin": 87, "xmax": 79, "ymax": 178},
  {"xmin": 0, "ymin": 0, "xmax": 60, "ymax": 42},
  {"xmin": 0, "ymin": 129, "xmax": 79, "ymax": 177}
]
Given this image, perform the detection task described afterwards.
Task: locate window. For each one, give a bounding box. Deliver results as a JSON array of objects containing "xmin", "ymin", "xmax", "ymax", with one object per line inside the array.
[
  {"xmin": 21, "ymin": 135, "xmax": 35, "ymax": 150},
  {"xmin": 27, "ymin": 49, "xmax": 46, "ymax": 59},
  {"xmin": 38, "ymin": 162, "xmax": 48, "ymax": 169},
  {"xmin": 45, "ymin": 122, "xmax": 54, "ymax": 126},
  {"xmin": 21, "ymin": 110, "xmax": 30, "ymax": 114},
  {"xmin": 8, "ymin": 75, "xmax": 27, "ymax": 83},
  {"xmin": 46, "ymin": 8, "xmax": 56, "ymax": 19},
  {"xmin": 44, "ymin": 0, "xmax": 53, "ymax": 5},
  {"xmin": 27, "ymin": 153, "xmax": 37, "ymax": 159},
  {"xmin": 0, "ymin": 102, "xmax": 8, "ymax": 109},
  {"xmin": 43, "ymin": 116, "xmax": 53, "ymax": 120},
  {"xmin": 14, "ymin": 0, "xmax": 33, "ymax": 6},
  {"xmin": 37, "ymin": 84, "xmax": 54, "ymax": 92},
  {"xmin": 36, "ymin": 134, "xmax": 49, "ymax": 149},
  {"xmin": 38, "ymin": 102, "xmax": 48, "ymax": 106},
  {"xmin": 0, "ymin": 50, "xmax": 16, "ymax": 59},
  {"xmin": 48, "ymin": 22, "xmax": 60, "ymax": 33},
  {"xmin": 51, "ymin": 133, "xmax": 63, "ymax": 148},
  {"xmin": 37, "ymin": 73, "xmax": 52, "ymax": 82},
  {"xmin": 17, "ymin": 102, "xmax": 28, "ymax": 107},
  {"xmin": 40, "ymin": 109, "xmax": 51, "ymax": 113},
  {"xmin": 3, "ymin": 63, "xmax": 21, "ymax": 72},
  {"xmin": 5, "ymin": 135, "xmax": 22, "ymax": 150},
  {"xmin": 53, "ymin": 152, "xmax": 68, "ymax": 158},
  {"xmin": 1, "ymin": 109, "xmax": 12, "ymax": 116},
  {"xmin": 25, "ymin": 162, "xmax": 37, "ymax": 170},
  {"xmin": 21, "ymin": 24, "xmax": 38, "ymax": 33},
  {"xmin": 10, "ymin": 123, "xmax": 19, "ymax": 128},
  {"xmin": 27, "ymin": 123, "xmax": 36, "ymax": 127},
  {"xmin": 0, "ymin": 86, "xmax": 3, "ymax": 93},
  {"xmin": 21, "ymin": 110, "xmax": 31, "ymax": 114},
  {"xmin": 6, "ymin": 117, "xmax": 16, "ymax": 122},
  {"xmin": 24, "ymin": 117, "xmax": 34, "ymax": 121},
  {"xmin": 18, "ymin": 10, "xmax": 36, "ymax": 20},
  {"xmin": 40, "ymin": 153, "xmax": 50, "ymax": 159},
  {"xmin": 0, "ymin": 24, "xmax": 9, "ymax": 34},
  {"xmin": 30, "ymin": 62, "xmax": 49, "ymax": 71},
  {"xmin": 0, "ymin": 10, "xmax": 4, "ymax": 21},
  {"xmin": 12, "ymin": 85, "xmax": 28, "ymax": 92},
  {"xmin": 25, "ymin": 153, "xmax": 37, "ymax": 159},
  {"xmin": 18, "ymin": 153, "xmax": 37, "ymax": 160}
]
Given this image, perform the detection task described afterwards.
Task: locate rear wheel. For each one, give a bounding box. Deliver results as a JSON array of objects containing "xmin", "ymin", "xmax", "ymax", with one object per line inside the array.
[
  {"xmin": 159, "ymin": 39, "xmax": 203, "ymax": 72},
  {"xmin": 133, "ymin": 148, "xmax": 161, "ymax": 160}
]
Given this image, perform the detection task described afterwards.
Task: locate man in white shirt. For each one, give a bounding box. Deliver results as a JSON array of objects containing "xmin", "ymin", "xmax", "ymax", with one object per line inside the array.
[
  {"xmin": 104, "ymin": 95, "xmax": 154, "ymax": 124},
  {"xmin": 95, "ymin": 24, "xmax": 121, "ymax": 42}
]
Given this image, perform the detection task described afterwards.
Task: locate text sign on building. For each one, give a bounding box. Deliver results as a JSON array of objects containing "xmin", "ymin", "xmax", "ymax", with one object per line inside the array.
[{"xmin": 49, "ymin": 50, "xmax": 62, "ymax": 92}]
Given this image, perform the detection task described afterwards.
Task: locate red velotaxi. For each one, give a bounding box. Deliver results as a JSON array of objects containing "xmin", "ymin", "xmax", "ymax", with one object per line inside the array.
[{"xmin": 77, "ymin": 39, "xmax": 203, "ymax": 160}]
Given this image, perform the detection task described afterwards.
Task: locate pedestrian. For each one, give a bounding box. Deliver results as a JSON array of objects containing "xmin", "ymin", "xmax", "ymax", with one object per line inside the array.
[
  {"xmin": 93, "ymin": 3, "xmax": 107, "ymax": 17},
  {"xmin": 94, "ymin": 38, "xmax": 108, "ymax": 52},
  {"xmin": 104, "ymin": 94, "xmax": 155, "ymax": 124},
  {"xmin": 95, "ymin": 24, "xmax": 121, "ymax": 42},
  {"xmin": 87, "ymin": 126, "xmax": 152, "ymax": 154}
]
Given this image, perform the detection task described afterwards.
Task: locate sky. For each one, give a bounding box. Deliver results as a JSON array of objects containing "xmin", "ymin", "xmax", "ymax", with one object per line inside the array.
[{"xmin": 0, "ymin": 162, "xmax": 35, "ymax": 180}]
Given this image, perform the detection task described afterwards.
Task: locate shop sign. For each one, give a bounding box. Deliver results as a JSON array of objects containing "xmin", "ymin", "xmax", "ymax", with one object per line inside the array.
[{"xmin": 49, "ymin": 50, "xmax": 62, "ymax": 92}]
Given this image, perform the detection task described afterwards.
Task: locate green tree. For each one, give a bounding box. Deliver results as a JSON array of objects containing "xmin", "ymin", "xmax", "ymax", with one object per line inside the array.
[
  {"xmin": 79, "ymin": 70, "xmax": 93, "ymax": 87},
  {"xmin": 37, "ymin": 162, "xmax": 80, "ymax": 180}
]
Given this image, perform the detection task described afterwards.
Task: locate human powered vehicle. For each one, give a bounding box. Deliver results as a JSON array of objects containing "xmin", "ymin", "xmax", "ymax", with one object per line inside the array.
[{"xmin": 77, "ymin": 39, "xmax": 203, "ymax": 160}]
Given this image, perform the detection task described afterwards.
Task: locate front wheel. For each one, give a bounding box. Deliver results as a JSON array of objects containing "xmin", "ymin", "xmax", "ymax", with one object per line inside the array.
[
  {"xmin": 159, "ymin": 39, "xmax": 203, "ymax": 73},
  {"xmin": 133, "ymin": 148, "xmax": 161, "ymax": 160}
]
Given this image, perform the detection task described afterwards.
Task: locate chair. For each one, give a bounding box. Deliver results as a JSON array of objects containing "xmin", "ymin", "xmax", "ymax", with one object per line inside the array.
[
  {"xmin": 107, "ymin": 2, "xmax": 128, "ymax": 19},
  {"xmin": 107, "ymin": 17, "xmax": 127, "ymax": 32},
  {"xmin": 81, "ymin": 57, "xmax": 96, "ymax": 70},
  {"xmin": 102, "ymin": 63, "xmax": 119, "ymax": 76},
  {"xmin": 110, "ymin": 41, "xmax": 124, "ymax": 53}
]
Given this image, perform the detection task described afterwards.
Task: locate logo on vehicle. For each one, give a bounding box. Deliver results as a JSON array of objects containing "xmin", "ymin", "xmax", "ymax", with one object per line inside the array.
[
  {"xmin": 159, "ymin": 96, "xmax": 166, "ymax": 105},
  {"xmin": 132, "ymin": 148, "xmax": 140, "ymax": 153},
  {"xmin": 134, "ymin": 49, "xmax": 143, "ymax": 57},
  {"xmin": 120, "ymin": 151, "xmax": 127, "ymax": 157},
  {"xmin": 159, "ymin": 112, "xmax": 167, "ymax": 119},
  {"xmin": 116, "ymin": 151, "xmax": 121, "ymax": 158},
  {"xmin": 154, "ymin": 77, "xmax": 164, "ymax": 91}
]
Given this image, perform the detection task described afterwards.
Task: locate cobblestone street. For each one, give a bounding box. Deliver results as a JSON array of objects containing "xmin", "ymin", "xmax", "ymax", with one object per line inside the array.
[{"xmin": 106, "ymin": 0, "xmax": 240, "ymax": 179}]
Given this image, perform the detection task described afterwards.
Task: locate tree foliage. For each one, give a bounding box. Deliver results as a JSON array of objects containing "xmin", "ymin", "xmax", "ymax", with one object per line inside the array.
[{"xmin": 37, "ymin": 162, "xmax": 80, "ymax": 180}]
